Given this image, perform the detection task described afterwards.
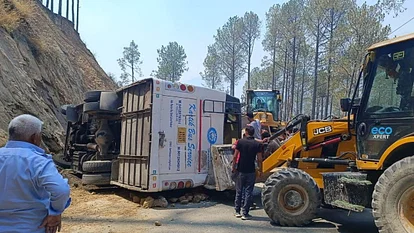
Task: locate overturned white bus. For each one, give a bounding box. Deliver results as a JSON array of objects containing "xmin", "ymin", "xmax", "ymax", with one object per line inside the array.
[{"xmin": 60, "ymin": 77, "xmax": 242, "ymax": 192}]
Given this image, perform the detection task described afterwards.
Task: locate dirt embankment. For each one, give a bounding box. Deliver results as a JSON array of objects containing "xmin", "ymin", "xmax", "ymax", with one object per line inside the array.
[{"xmin": 0, "ymin": 0, "xmax": 117, "ymax": 151}]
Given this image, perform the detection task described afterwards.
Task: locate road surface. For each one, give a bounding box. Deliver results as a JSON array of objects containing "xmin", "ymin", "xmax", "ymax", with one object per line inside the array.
[{"xmin": 61, "ymin": 187, "xmax": 378, "ymax": 233}]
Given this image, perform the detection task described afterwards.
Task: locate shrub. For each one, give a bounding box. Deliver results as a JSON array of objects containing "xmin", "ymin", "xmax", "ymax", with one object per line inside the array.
[{"xmin": 0, "ymin": 0, "xmax": 34, "ymax": 32}]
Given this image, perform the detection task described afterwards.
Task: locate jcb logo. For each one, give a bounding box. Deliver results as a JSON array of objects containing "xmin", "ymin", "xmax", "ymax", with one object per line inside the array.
[{"xmin": 313, "ymin": 126, "xmax": 333, "ymax": 135}]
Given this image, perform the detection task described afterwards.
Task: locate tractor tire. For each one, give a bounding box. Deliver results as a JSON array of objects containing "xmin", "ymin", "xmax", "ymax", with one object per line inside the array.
[
  {"xmin": 82, "ymin": 160, "xmax": 112, "ymax": 173},
  {"xmin": 82, "ymin": 173, "xmax": 111, "ymax": 186},
  {"xmin": 84, "ymin": 90, "xmax": 102, "ymax": 102},
  {"xmin": 262, "ymin": 168, "xmax": 321, "ymax": 226},
  {"xmin": 372, "ymin": 156, "xmax": 414, "ymax": 233}
]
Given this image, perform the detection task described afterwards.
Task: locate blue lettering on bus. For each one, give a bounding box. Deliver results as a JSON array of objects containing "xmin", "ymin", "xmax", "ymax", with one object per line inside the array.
[
  {"xmin": 169, "ymin": 100, "xmax": 174, "ymax": 128},
  {"xmin": 168, "ymin": 141, "xmax": 172, "ymax": 170},
  {"xmin": 187, "ymin": 103, "xmax": 197, "ymax": 168},
  {"xmin": 176, "ymin": 100, "xmax": 182, "ymax": 124},
  {"xmin": 177, "ymin": 146, "xmax": 181, "ymax": 171}
]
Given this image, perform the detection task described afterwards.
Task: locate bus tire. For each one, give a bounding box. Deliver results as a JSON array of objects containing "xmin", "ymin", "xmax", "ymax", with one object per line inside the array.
[
  {"xmin": 82, "ymin": 160, "xmax": 112, "ymax": 173},
  {"xmin": 82, "ymin": 173, "xmax": 111, "ymax": 186},
  {"xmin": 84, "ymin": 90, "xmax": 102, "ymax": 102}
]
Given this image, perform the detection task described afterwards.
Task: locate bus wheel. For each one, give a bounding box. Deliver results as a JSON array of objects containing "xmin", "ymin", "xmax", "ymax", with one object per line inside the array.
[
  {"xmin": 262, "ymin": 168, "xmax": 321, "ymax": 226},
  {"xmin": 372, "ymin": 156, "xmax": 414, "ymax": 233}
]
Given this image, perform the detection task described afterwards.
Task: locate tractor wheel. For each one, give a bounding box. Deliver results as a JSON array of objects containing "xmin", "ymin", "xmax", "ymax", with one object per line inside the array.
[
  {"xmin": 372, "ymin": 156, "xmax": 414, "ymax": 233},
  {"xmin": 262, "ymin": 168, "xmax": 321, "ymax": 226}
]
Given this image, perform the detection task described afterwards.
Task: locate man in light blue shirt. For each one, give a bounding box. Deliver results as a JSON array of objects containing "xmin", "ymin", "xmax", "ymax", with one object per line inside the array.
[
  {"xmin": 0, "ymin": 114, "xmax": 71, "ymax": 233},
  {"xmin": 246, "ymin": 112, "xmax": 262, "ymax": 140}
]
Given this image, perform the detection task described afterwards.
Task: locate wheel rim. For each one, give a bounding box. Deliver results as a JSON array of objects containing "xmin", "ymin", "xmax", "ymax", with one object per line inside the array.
[
  {"xmin": 278, "ymin": 184, "xmax": 309, "ymax": 215},
  {"xmin": 399, "ymin": 186, "xmax": 414, "ymax": 232}
]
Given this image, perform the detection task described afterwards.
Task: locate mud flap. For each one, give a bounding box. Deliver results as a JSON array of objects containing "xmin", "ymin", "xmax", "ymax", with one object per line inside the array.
[{"xmin": 206, "ymin": 144, "xmax": 235, "ymax": 191}]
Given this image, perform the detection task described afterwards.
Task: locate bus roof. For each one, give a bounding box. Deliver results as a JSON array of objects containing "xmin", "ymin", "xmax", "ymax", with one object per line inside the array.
[
  {"xmin": 368, "ymin": 32, "xmax": 414, "ymax": 51},
  {"xmin": 117, "ymin": 76, "xmax": 231, "ymax": 96}
]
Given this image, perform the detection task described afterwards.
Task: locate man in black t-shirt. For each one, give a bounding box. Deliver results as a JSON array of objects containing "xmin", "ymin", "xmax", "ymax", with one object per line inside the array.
[{"xmin": 232, "ymin": 126, "xmax": 263, "ymax": 220}]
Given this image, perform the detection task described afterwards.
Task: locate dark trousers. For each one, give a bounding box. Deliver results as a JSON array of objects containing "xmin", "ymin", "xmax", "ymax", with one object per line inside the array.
[{"xmin": 234, "ymin": 172, "xmax": 255, "ymax": 215}]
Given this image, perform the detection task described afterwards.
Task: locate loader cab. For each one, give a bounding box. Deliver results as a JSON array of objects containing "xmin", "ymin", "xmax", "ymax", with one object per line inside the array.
[
  {"xmin": 346, "ymin": 37, "xmax": 414, "ymax": 161},
  {"xmin": 246, "ymin": 90, "xmax": 281, "ymax": 121}
]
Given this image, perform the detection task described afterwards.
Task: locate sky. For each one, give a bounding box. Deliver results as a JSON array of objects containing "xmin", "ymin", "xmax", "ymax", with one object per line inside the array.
[{"xmin": 71, "ymin": 0, "xmax": 414, "ymax": 99}]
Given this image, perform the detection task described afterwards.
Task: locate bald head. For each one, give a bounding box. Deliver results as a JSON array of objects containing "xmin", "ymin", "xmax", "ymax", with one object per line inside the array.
[{"xmin": 8, "ymin": 114, "xmax": 43, "ymax": 146}]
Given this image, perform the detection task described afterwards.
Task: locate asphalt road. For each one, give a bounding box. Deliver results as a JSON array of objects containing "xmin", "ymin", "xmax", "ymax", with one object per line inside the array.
[
  {"xmin": 128, "ymin": 191, "xmax": 378, "ymax": 233},
  {"xmin": 61, "ymin": 182, "xmax": 378, "ymax": 233}
]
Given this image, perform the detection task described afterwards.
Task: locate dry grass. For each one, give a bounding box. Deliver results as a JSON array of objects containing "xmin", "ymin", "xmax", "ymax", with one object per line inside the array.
[
  {"xmin": 0, "ymin": 129, "xmax": 7, "ymax": 147},
  {"xmin": 12, "ymin": 0, "xmax": 32, "ymax": 17},
  {"xmin": 0, "ymin": 0, "xmax": 34, "ymax": 32},
  {"xmin": 28, "ymin": 35, "xmax": 49, "ymax": 56}
]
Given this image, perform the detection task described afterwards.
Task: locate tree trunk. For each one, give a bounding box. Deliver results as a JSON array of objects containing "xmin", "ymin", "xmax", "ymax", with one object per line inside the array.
[
  {"xmin": 285, "ymin": 69, "xmax": 290, "ymax": 120},
  {"xmin": 231, "ymin": 44, "xmax": 235, "ymax": 96},
  {"xmin": 295, "ymin": 83, "xmax": 299, "ymax": 115},
  {"xmin": 330, "ymin": 95, "xmax": 333, "ymax": 116},
  {"xmin": 325, "ymin": 8, "xmax": 334, "ymax": 118},
  {"xmin": 51, "ymin": 0, "xmax": 54, "ymax": 12},
  {"xmin": 311, "ymin": 24, "xmax": 320, "ymax": 119},
  {"xmin": 58, "ymin": 0, "xmax": 62, "ymax": 15},
  {"xmin": 131, "ymin": 64, "xmax": 135, "ymax": 83},
  {"xmin": 247, "ymin": 40, "xmax": 252, "ymax": 90},
  {"xmin": 316, "ymin": 98, "xmax": 320, "ymax": 119},
  {"xmin": 281, "ymin": 47, "xmax": 288, "ymax": 121},
  {"xmin": 46, "ymin": 0, "xmax": 50, "ymax": 8},
  {"xmin": 271, "ymin": 41, "xmax": 277, "ymax": 90},
  {"xmin": 320, "ymin": 97, "xmax": 324, "ymax": 119},
  {"xmin": 300, "ymin": 57, "xmax": 306, "ymax": 114},
  {"xmin": 76, "ymin": 0, "xmax": 79, "ymax": 31},
  {"xmin": 66, "ymin": 0, "xmax": 69, "ymax": 18},
  {"xmin": 290, "ymin": 35, "xmax": 297, "ymax": 118},
  {"xmin": 71, "ymin": 0, "xmax": 75, "ymax": 22}
]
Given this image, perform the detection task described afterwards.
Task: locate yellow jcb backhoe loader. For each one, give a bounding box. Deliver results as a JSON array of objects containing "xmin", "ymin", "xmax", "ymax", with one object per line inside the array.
[{"xmin": 261, "ymin": 33, "xmax": 414, "ymax": 233}]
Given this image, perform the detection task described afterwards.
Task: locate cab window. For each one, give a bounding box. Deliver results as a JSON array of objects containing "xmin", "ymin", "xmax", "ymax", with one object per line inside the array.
[{"xmin": 365, "ymin": 49, "xmax": 414, "ymax": 115}]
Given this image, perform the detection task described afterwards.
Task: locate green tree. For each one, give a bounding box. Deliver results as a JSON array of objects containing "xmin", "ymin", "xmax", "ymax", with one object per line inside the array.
[
  {"xmin": 241, "ymin": 11, "xmax": 261, "ymax": 89},
  {"xmin": 154, "ymin": 42, "xmax": 188, "ymax": 82},
  {"xmin": 262, "ymin": 4, "xmax": 282, "ymax": 89},
  {"xmin": 117, "ymin": 40, "xmax": 143, "ymax": 84},
  {"xmin": 200, "ymin": 45, "xmax": 223, "ymax": 90},
  {"xmin": 305, "ymin": 0, "xmax": 330, "ymax": 119},
  {"xmin": 214, "ymin": 16, "xmax": 245, "ymax": 96}
]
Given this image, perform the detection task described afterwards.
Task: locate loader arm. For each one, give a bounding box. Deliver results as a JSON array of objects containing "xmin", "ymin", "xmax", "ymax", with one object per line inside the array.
[{"xmin": 262, "ymin": 133, "xmax": 302, "ymax": 173}]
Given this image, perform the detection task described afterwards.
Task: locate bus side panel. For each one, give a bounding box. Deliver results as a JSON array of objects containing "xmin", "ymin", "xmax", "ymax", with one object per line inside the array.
[
  {"xmin": 158, "ymin": 96, "xmax": 198, "ymax": 175},
  {"xmin": 116, "ymin": 80, "xmax": 152, "ymax": 190}
]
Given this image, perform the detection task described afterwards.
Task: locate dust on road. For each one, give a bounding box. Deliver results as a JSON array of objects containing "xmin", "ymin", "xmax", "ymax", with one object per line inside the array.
[{"xmin": 60, "ymin": 186, "xmax": 378, "ymax": 233}]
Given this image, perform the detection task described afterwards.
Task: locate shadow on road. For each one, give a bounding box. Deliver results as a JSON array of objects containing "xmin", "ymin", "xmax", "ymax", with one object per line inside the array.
[{"xmin": 82, "ymin": 186, "xmax": 378, "ymax": 233}]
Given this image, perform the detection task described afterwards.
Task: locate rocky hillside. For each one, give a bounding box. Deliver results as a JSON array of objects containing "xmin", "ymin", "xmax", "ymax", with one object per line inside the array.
[{"xmin": 0, "ymin": 0, "xmax": 117, "ymax": 152}]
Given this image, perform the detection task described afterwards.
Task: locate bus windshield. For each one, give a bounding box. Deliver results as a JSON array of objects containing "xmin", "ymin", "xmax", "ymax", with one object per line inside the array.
[{"xmin": 247, "ymin": 91, "xmax": 279, "ymax": 121}]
